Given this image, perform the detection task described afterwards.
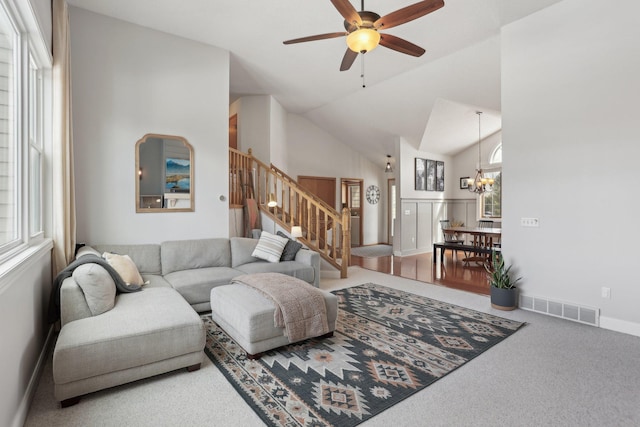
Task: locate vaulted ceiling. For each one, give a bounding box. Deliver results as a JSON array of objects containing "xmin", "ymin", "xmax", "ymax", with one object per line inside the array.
[{"xmin": 67, "ymin": 0, "xmax": 564, "ymax": 167}]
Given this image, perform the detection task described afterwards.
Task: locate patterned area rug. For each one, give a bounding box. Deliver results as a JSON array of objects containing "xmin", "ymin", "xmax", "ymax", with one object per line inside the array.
[{"xmin": 203, "ymin": 283, "xmax": 524, "ymax": 427}]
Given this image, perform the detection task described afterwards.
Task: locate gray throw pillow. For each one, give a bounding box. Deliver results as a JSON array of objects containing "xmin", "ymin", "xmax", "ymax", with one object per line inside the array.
[
  {"xmin": 277, "ymin": 231, "xmax": 303, "ymax": 261},
  {"xmin": 72, "ymin": 263, "xmax": 116, "ymax": 316}
]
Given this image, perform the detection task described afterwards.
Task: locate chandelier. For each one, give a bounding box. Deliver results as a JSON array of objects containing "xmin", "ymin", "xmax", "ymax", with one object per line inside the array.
[{"xmin": 468, "ymin": 111, "xmax": 494, "ymax": 194}]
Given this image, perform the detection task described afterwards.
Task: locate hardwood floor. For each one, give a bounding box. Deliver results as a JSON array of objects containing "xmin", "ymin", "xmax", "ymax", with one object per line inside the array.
[{"xmin": 350, "ymin": 248, "xmax": 490, "ymax": 295}]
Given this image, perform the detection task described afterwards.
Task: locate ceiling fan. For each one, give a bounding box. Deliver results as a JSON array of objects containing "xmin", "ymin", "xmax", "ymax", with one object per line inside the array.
[{"xmin": 283, "ymin": 0, "xmax": 445, "ymax": 71}]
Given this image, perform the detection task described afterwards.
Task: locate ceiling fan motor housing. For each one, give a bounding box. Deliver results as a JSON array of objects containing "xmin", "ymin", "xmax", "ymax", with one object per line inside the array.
[{"xmin": 344, "ymin": 11, "xmax": 381, "ymax": 32}]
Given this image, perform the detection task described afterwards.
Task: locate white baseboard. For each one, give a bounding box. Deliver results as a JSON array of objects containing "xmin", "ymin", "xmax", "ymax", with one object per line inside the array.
[
  {"xmin": 599, "ymin": 316, "xmax": 640, "ymax": 337},
  {"xmin": 12, "ymin": 325, "xmax": 55, "ymax": 427}
]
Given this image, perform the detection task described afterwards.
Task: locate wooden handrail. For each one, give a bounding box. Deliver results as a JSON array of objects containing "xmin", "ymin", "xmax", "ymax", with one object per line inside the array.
[{"xmin": 229, "ymin": 148, "xmax": 350, "ymax": 278}]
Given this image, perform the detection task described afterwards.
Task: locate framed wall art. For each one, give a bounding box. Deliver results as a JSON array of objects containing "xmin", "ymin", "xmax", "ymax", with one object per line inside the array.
[
  {"xmin": 436, "ymin": 161, "xmax": 444, "ymax": 191},
  {"xmin": 415, "ymin": 158, "xmax": 426, "ymax": 191},
  {"xmin": 426, "ymin": 159, "xmax": 436, "ymax": 191},
  {"xmin": 460, "ymin": 177, "xmax": 470, "ymax": 189}
]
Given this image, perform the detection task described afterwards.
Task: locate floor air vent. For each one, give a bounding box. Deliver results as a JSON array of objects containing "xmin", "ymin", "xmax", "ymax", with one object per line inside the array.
[{"xmin": 519, "ymin": 294, "xmax": 599, "ymax": 326}]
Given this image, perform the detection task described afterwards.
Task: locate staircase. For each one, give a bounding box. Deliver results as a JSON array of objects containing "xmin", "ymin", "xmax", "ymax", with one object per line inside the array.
[{"xmin": 229, "ymin": 148, "xmax": 350, "ymax": 278}]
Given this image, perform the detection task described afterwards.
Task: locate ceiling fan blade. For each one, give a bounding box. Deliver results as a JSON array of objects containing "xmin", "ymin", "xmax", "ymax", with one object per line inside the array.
[
  {"xmin": 330, "ymin": 0, "xmax": 362, "ymax": 26},
  {"xmin": 340, "ymin": 48, "xmax": 358, "ymax": 71},
  {"xmin": 283, "ymin": 32, "xmax": 347, "ymax": 45},
  {"xmin": 379, "ymin": 34, "xmax": 426, "ymax": 57},
  {"xmin": 374, "ymin": 0, "xmax": 444, "ymax": 30}
]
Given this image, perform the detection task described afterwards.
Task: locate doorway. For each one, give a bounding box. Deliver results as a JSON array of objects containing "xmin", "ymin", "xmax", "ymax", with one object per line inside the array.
[
  {"xmin": 341, "ymin": 178, "xmax": 363, "ymax": 247},
  {"xmin": 388, "ymin": 178, "xmax": 395, "ymax": 244},
  {"xmin": 228, "ymin": 114, "xmax": 237, "ymax": 149}
]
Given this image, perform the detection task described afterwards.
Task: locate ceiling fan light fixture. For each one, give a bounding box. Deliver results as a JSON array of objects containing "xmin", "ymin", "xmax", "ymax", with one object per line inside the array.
[{"xmin": 346, "ymin": 28, "xmax": 380, "ymax": 53}]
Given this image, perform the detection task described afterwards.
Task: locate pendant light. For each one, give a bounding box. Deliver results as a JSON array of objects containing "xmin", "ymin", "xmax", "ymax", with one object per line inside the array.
[
  {"xmin": 467, "ymin": 111, "xmax": 494, "ymax": 194},
  {"xmin": 384, "ymin": 155, "xmax": 393, "ymax": 173}
]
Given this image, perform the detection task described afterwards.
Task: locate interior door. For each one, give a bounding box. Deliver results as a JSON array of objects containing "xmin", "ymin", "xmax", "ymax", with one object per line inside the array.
[
  {"xmin": 228, "ymin": 114, "xmax": 237, "ymax": 149},
  {"xmin": 297, "ymin": 176, "xmax": 336, "ymax": 246}
]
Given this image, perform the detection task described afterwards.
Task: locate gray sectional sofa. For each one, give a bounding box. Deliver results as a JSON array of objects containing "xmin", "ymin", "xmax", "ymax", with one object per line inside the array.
[{"xmin": 53, "ymin": 236, "xmax": 320, "ymax": 406}]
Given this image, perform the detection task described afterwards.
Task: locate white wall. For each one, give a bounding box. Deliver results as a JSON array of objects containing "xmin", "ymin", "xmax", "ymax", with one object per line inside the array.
[
  {"xmin": 270, "ymin": 97, "xmax": 288, "ymax": 169},
  {"xmin": 1, "ymin": 244, "xmax": 53, "ymax": 427},
  {"xmin": 502, "ymin": 0, "xmax": 640, "ymax": 334},
  {"xmin": 70, "ymin": 8, "xmax": 230, "ymax": 244},
  {"xmin": 286, "ymin": 114, "xmax": 386, "ymax": 244},
  {"xmin": 235, "ymin": 96, "xmax": 271, "ymax": 163}
]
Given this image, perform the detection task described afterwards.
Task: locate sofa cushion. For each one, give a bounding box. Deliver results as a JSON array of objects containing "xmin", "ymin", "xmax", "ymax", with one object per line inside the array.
[
  {"xmin": 251, "ymin": 231, "xmax": 288, "ymax": 263},
  {"xmin": 235, "ymin": 261, "xmax": 315, "ymax": 285},
  {"xmin": 103, "ymin": 253, "xmax": 146, "ymax": 286},
  {"xmin": 161, "ymin": 239, "xmax": 231, "ymax": 275},
  {"xmin": 93, "ymin": 244, "xmax": 161, "ymax": 275},
  {"xmin": 277, "ymin": 231, "xmax": 303, "ymax": 261},
  {"xmin": 141, "ymin": 274, "xmax": 172, "ymax": 288},
  {"xmin": 53, "ymin": 287, "xmax": 204, "ymax": 385},
  {"xmin": 163, "ymin": 266, "xmax": 242, "ymax": 305},
  {"xmin": 72, "ymin": 263, "xmax": 116, "ymax": 316},
  {"xmin": 230, "ymin": 237, "xmax": 260, "ymax": 268}
]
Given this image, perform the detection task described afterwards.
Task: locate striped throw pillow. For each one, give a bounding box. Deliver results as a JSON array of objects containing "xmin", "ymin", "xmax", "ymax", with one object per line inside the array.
[{"xmin": 251, "ymin": 231, "xmax": 288, "ymax": 263}]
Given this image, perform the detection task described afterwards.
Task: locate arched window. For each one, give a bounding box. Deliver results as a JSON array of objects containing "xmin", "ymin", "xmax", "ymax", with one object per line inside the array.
[
  {"xmin": 490, "ymin": 144, "xmax": 502, "ymax": 164},
  {"xmin": 482, "ymin": 143, "xmax": 502, "ymax": 219}
]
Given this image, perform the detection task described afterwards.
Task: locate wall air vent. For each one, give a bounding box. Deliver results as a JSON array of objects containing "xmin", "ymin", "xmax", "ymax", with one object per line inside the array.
[{"xmin": 519, "ymin": 294, "xmax": 599, "ymax": 326}]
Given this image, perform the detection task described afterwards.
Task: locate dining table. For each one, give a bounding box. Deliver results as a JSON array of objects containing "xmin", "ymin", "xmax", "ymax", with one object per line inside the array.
[
  {"xmin": 443, "ymin": 226, "xmax": 502, "ymax": 248},
  {"xmin": 442, "ymin": 226, "xmax": 502, "ymax": 265}
]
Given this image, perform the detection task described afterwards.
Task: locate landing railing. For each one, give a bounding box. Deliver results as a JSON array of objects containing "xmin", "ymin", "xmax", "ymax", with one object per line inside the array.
[{"xmin": 229, "ymin": 148, "xmax": 350, "ymax": 278}]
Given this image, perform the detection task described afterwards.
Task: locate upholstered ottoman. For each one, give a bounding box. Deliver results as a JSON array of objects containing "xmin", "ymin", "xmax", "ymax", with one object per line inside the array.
[{"xmin": 210, "ymin": 279, "xmax": 338, "ymax": 359}]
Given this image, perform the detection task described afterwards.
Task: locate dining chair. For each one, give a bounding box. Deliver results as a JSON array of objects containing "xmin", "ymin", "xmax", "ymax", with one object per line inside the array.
[
  {"xmin": 477, "ymin": 220, "xmax": 500, "ymax": 248},
  {"xmin": 439, "ymin": 220, "xmax": 465, "ymax": 259}
]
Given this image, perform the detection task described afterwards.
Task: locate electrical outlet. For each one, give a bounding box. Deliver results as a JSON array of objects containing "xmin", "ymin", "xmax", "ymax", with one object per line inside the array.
[
  {"xmin": 521, "ymin": 217, "xmax": 539, "ymax": 227},
  {"xmin": 601, "ymin": 287, "xmax": 611, "ymax": 299}
]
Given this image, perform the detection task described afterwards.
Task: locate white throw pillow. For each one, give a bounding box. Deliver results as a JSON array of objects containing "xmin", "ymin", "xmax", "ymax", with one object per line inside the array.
[
  {"xmin": 103, "ymin": 252, "xmax": 145, "ymax": 286},
  {"xmin": 72, "ymin": 263, "xmax": 116, "ymax": 316},
  {"xmin": 251, "ymin": 231, "xmax": 288, "ymax": 263}
]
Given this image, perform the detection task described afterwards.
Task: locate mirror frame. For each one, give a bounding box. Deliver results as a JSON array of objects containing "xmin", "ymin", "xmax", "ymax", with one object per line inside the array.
[{"xmin": 135, "ymin": 133, "xmax": 195, "ymax": 213}]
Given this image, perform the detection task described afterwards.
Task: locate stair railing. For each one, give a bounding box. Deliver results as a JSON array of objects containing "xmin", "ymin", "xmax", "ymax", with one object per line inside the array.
[{"xmin": 229, "ymin": 148, "xmax": 350, "ymax": 278}]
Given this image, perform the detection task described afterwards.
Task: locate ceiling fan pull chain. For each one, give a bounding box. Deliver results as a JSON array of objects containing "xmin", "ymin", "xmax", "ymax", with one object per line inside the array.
[{"xmin": 361, "ymin": 54, "xmax": 366, "ymax": 88}]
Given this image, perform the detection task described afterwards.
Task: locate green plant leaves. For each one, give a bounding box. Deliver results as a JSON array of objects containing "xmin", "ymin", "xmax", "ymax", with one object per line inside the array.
[{"xmin": 485, "ymin": 252, "xmax": 522, "ymax": 289}]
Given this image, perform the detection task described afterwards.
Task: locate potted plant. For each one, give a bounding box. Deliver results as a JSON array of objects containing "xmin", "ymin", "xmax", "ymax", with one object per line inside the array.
[{"xmin": 485, "ymin": 251, "xmax": 522, "ymax": 311}]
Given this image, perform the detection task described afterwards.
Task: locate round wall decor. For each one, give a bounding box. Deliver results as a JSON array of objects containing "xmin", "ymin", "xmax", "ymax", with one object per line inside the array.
[{"xmin": 366, "ymin": 185, "xmax": 380, "ymax": 204}]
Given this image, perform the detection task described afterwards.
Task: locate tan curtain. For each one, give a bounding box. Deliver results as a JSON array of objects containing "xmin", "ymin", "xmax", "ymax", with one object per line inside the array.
[{"xmin": 52, "ymin": 0, "xmax": 76, "ymax": 274}]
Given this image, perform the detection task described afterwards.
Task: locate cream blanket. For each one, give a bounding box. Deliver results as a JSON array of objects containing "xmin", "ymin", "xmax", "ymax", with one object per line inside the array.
[{"xmin": 231, "ymin": 273, "xmax": 329, "ymax": 342}]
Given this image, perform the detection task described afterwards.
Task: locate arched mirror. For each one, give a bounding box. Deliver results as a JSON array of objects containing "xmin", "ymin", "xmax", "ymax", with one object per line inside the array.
[{"xmin": 136, "ymin": 134, "xmax": 194, "ymax": 213}]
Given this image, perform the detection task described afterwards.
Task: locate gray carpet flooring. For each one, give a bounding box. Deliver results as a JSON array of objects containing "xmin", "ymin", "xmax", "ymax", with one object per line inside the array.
[
  {"xmin": 350, "ymin": 244, "xmax": 393, "ymax": 257},
  {"xmin": 25, "ymin": 267, "xmax": 640, "ymax": 427}
]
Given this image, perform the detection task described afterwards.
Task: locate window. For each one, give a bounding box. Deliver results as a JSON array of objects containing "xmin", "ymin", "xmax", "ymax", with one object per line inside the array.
[
  {"xmin": 0, "ymin": 0, "xmax": 48, "ymax": 260},
  {"xmin": 482, "ymin": 169, "xmax": 501, "ymax": 218},
  {"xmin": 0, "ymin": 8, "xmax": 18, "ymax": 250},
  {"xmin": 481, "ymin": 143, "xmax": 502, "ymax": 219},
  {"xmin": 28, "ymin": 55, "xmax": 43, "ymax": 237}
]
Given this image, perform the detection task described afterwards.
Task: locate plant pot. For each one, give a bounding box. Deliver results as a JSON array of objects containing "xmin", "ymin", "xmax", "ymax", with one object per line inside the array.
[{"xmin": 490, "ymin": 286, "xmax": 518, "ymax": 311}]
